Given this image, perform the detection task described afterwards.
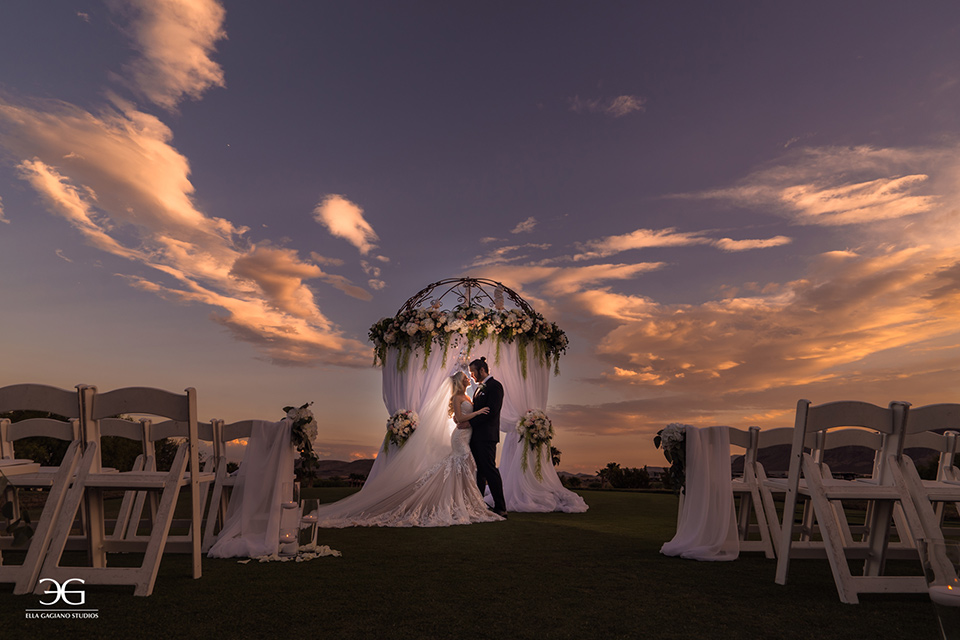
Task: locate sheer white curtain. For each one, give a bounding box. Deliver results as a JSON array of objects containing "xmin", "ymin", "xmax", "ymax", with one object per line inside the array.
[
  {"xmin": 208, "ymin": 420, "xmax": 295, "ymax": 558},
  {"xmin": 314, "ymin": 344, "xmax": 461, "ymax": 526},
  {"xmin": 471, "ymin": 341, "xmax": 588, "ymax": 513},
  {"xmin": 660, "ymin": 426, "xmax": 739, "ymax": 561}
]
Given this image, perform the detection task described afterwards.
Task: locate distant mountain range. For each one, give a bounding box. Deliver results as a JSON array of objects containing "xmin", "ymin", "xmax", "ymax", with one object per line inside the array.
[
  {"xmin": 731, "ymin": 445, "xmax": 941, "ymax": 477},
  {"xmin": 312, "ymin": 459, "xmax": 375, "ymax": 478},
  {"xmin": 313, "ymin": 447, "xmax": 944, "ymax": 481}
]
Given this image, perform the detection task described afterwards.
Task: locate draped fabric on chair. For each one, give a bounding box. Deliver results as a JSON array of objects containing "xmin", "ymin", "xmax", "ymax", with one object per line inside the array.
[
  {"xmin": 208, "ymin": 419, "xmax": 295, "ymax": 558},
  {"xmin": 661, "ymin": 426, "xmax": 739, "ymax": 561}
]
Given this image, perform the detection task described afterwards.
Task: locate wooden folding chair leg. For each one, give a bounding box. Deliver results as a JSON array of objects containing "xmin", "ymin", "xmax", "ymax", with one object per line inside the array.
[
  {"xmin": 799, "ymin": 454, "xmax": 861, "ymax": 603},
  {"xmin": 10, "ymin": 441, "xmax": 83, "ymax": 595},
  {"xmin": 109, "ymin": 454, "xmax": 145, "ymax": 541},
  {"xmin": 202, "ymin": 461, "xmax": 228, "ymax": 553},
  {"xmin": 38, "ymin": 443, "xmax": 190, "ymax": 597}
]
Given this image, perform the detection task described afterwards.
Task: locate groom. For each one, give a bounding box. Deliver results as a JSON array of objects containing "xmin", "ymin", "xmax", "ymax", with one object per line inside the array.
[{"xmin": 468, "ymin": 357, "xmax": 507, "ymax": 517}]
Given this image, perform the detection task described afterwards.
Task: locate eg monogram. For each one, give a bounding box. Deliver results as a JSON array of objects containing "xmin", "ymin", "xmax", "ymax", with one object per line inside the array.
[{"xmin": 38, "ymin": 578, "xmax": 86, "ymax": 606}]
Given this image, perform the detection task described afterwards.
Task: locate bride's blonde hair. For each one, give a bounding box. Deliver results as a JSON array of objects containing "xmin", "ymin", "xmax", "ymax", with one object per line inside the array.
[{"xmin": 448, "ymin": 371, "xmax": 469, "ymax": 417}]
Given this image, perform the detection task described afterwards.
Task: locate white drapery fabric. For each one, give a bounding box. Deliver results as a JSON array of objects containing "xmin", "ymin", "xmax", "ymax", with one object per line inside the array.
[
  {"xmin": 314, "ymin": 345, "xmax": 464, "ymax": 527},
  {"xmin": 208, "ymin": 419, "xmax": 295, "ymax": 558},
  {"xmin": 314, "ymin": 336, "xmax": 587, "ymax": 527},
  {"xmin": 660, "ymin": 426, "xmax": 739, "ymax": 561},
  {"xmin": 469, "ymin": 340, "xmax": 587, "ymax": 513}
]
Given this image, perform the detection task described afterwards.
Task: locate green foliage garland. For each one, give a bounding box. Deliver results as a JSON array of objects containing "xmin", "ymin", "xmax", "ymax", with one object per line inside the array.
[{"xmin": 369, "ymin": 306, "xmax": 568, "ymax": 377}]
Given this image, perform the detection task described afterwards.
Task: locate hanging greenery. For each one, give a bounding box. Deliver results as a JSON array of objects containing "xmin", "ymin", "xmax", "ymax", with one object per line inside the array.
[{"xmin": 368, "ymin": 305, "xmax": 568, "ymax": 376}]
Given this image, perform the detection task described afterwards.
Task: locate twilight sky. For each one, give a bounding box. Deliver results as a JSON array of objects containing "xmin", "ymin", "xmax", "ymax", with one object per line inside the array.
[{"xmin": 2, "ymin": 1, "xmax": 960, "ymax": 474}]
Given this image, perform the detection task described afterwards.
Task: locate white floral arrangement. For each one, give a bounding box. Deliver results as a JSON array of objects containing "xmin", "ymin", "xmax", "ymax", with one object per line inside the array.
[
  {"xmin": 284, "ymin": 402, "xmax": 318, "ymax": 463},
  {"xmin": 383, "ymin": 409, "xmax": 419, "ymax": 454},
  {"xmin": 654, "ymin": 423, "xmax": 687, "ymax": 493},
  {"xmin": 369, "ymin": 306, "xmax": 568, "ymax": 376},
  {"xmin": 516, "ymin": 409, "xmax": 555, "ymax": 482}
]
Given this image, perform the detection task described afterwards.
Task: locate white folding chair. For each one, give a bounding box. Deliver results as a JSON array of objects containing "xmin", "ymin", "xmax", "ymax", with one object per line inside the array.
[
  {"xmin": 898, "ymin": 426, "xmax": 960, "ymax": 534},
  {"xmin": 0, "ymin": 383, "xmax": 85, "ymax": 594},
  {"xmin": 753, "ymin": 427, "xmax": 820, "ymax": 558},
  {"xmin": 729, "ymin": 426, "xmax": 775, "ymax": 557},
  {"xmin": 39, "ymin": 386, "xmax": 203, "ymax": 596},
  {"xmin": 773, "ymin": 399, "xmax": 929, "ymax": 604},
  {"xmin": 203, "ymin": 419, "xmax": 254, "ymax": 548},
  {"xmin": 890, "ymin": 405, "xmax": 960, "ymax": 547},
  {"xmin": 120, "ymin": 418, "xmax": 218, "ymax": 552}
]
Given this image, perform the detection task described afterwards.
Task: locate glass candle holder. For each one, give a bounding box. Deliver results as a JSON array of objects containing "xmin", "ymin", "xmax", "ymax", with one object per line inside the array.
[{"xmin": 917, "ymin": 538, "xmax": 960, "ymax": 640}]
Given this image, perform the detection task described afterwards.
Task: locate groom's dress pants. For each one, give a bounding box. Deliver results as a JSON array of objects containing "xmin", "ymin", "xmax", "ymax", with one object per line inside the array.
[{"xmin": 471, "ymin": 439, "xmax": 505, "ymax": 512}]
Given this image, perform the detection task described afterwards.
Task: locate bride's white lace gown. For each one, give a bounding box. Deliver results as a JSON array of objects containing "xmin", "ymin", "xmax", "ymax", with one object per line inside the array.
[{"xmin": 315, "ymin": 400, "xmax": 503, "ymax": 527}]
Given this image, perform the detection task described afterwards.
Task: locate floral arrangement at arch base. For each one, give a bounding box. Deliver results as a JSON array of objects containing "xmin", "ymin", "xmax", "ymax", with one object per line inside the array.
[
  {"xmin": 654, "ymin": 423, "xmax": 687, "ymax": 494},
  {"xmin": 368, "ymin": 306, "xmax": 568, "ymax": 377},
  {"xmin": 517, "ymin": 409, "xmax": 555, "ymax": 482},
  {"xmin": 284, "ymin": 402, "xmax": 319, "ymax": 469},
  {"xmin": 383, "ymin": 409, "xmax": 419, "ymax": 455}
]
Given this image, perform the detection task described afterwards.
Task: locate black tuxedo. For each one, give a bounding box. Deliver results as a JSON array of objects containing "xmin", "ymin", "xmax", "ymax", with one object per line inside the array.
[
  {"xmin": 469, "ymin": 376, "xmax": 506, "ymax": 513},
  {"xmin": 469, "ymin": 377, "xmax": 503, "ymax": 443}
]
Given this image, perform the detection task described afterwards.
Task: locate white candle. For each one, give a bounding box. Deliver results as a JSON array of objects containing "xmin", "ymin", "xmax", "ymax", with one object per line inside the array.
[
  {"xmin": 301, "ymin": 514, "xmax": 318, "ymax": 523},
  {"xmin": 929, "ymin": 584, "xmax": 960, "ymax": 606},
  {"xmin": 279, "ymin": 532, "xmax": 296, "ymax": 543},
  {"xmin": 281, "ymin": 501, "xmax": 298, "ymax": 510}
]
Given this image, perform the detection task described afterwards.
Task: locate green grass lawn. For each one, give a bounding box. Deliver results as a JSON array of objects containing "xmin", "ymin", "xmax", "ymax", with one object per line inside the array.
[{"xmin": 0, "ymin": 488, "xmax": 943, "ymax": 639}]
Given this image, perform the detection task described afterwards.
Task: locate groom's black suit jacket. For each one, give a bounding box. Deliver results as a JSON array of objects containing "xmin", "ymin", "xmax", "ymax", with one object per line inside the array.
[{"xmin": 469, "ymin": 377, "xmax": 503, "ymax": 443}]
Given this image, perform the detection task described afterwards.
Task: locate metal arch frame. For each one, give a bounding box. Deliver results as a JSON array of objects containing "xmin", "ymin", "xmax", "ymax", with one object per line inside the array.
[{"xmin": 396, "ymin": 277, "xmax": 535, "ymax": 316}]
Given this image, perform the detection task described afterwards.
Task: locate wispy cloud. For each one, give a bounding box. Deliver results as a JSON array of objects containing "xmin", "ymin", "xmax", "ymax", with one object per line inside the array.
[
  {"xmin": 478, "ymin": 262, "xmax": 664, "ymax": 302},
  {"xmin": 568, "ymin": 227, "xmax": 791, "ymax": 261},
  {"xmin": 569, "ymin": 94, "xmax": 646, "ymax": 117},
  {"xmin": 107, "ymin": 0, "xmax": 227, "ymax": 110},
  {"xmin": 713, "ymin": 236, "xmax": 792, "ymax": 251},
  {"xmin": 360, "ymin": 259, "xmax": 386, "ymax": 291},
  {"xmin": 470, "ymin": 243, "xmax": 551, "ymax": 267},
  {"xmin": 572, "ymin": 228, "xmax": 710, "ymax": 260},
  {"xmin": 0, "ymin": 98, "xmax": 369, "ymax": 366},
  {"xmin": 511, "ymin": 216, "xmax": 537, "ymax": 234},
  {"xmin": 313, "ymin": 194, "xmax": 381, "ymax": 256},
  {"xmin": 0, "ymin": 195, "xmax": 7, "ymax": 224},
  {"xmin": 679, "ymin": 145, "xmax": 946, "ymax": 226}
]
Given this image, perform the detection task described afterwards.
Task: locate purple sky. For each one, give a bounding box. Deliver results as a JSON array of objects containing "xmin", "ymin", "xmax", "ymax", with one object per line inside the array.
[{"xmin": 2, "ymin": 1, "xmax": 960, "ymax": 473}]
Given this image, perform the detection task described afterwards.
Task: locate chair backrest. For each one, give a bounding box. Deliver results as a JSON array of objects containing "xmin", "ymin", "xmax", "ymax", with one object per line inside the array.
[
  {"xmin": 903, "ymin": 404, "xmax": 960, "ymax": 482},
  {"xmin": 0, "ymin": 418, "xmax": 80, "ymax": 460},
  {"xmin": 0, "ymin": 383, "xmax": 82, "ymax": 419},
  {"xmin": 746, "ymin": 427, "xmax": 819, "ymax": 477},
  {"xmin": 215, "ymin": 420, "xmax": 257, "ymax": 463},
  {"xmin": 903, "ymin": 429, "xmax": 959, "ymax": 482},
  {"xmin": 81, "ymin": 386, "xmax": 198, "ymax": 473},
  {"xmin": 814, "ymin": 427, "xmax": 886, "ymax": 478},
  {"xmin": 148, "ymin": 420, "xmax": 216, "ymax": 443},
  {"xmin": 904, "ymin": 404, "xmax": 960, "ymax": 435},
  {"xmin": 789, "ymin": 399, "xmax": 907, "ymax": 486},
  {"xmin": 729, "ymin": 426, "xmax": 760, "ymax": 471},
  {"xmin": 0, "ymin": 384, "xmax": 83, "ymax": 460},
  {"xmin": 89, "ymin": 387, "xmax": 195, "ymax": 422}
]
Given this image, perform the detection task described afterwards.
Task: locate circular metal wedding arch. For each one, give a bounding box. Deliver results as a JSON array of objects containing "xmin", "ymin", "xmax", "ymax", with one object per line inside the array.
[{"xmin": 396, "ymin": 277, "xmax": 535, "ymax": 316}]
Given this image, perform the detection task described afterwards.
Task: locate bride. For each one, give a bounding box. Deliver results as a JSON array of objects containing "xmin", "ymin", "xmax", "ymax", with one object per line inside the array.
[{"xmin": 313, "ymin": 371, "xmax": 504, "ymax": 527}]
